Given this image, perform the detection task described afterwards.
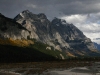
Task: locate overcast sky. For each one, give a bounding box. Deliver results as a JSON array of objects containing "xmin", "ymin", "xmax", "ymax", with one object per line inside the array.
[{"xmin": 0, "ymin": 0, "xmax": 100, "ymax": 44}]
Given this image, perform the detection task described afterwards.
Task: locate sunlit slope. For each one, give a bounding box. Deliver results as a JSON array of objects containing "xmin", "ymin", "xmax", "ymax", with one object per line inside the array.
[{"xmin": 0, "ymin": 38, "xmax": 34, "ymax": 47}]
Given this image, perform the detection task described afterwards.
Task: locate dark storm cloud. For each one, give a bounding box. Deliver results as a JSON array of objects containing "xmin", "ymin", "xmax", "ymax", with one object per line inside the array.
[
  {"xmin": 60, "ymin": 0, "xmax": 100, "ymax": 15},
  {"xmin": 0, "ymin": 0, "xmax": 100, "ymax": 43},
  {"xmin": 0, "ymin": 0, "xmax": 100, "ymax": 19},
  {"xmin": 0, "ymin": 0, "xmax": 29, "ymax": 18}
]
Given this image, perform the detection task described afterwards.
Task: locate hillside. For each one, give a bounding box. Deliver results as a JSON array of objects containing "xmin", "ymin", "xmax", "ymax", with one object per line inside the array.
[
  {"xmin": 0, "ymin": 10, "xmax": 99, "ymax": 62},
  {"xmin": 0, "ymin": 41, "xmax": 68, "ymax": 63}
]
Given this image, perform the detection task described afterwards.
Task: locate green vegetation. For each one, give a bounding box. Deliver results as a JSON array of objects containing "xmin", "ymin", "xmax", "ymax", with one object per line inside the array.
[
  {"xmin": 0, "ymin": 41, "xmax": 67, "ymax": 63},
  {"xmin": 30, "ymin": 41, "xmax": 68, "ymax": 59},
  {"xmin": 0, "ymin": 44, "xmax": 55, "ymax": 63},
  {"xmin": 0, "ymin": 38, "xmax": 99, "ymax": 63}
]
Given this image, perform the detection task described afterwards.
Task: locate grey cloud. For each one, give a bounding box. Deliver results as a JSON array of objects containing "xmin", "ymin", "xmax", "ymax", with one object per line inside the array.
[
  {"xmin": 0, "ymin": 0, "xmax": 100, "ymax": 43},
  {"xmin": 0, "ymin": 0, "xmax": 100, "ymax": 19},
  {"xmin": 60, "ymin": 0, "xmax": 100, "ymax": 15},
  {"xmin": 87, "ymin": 13, "xmax": 100, "ymax": 23},
  {"xmin": 0, "ymin": 0, "xmax": 29, "ymax": 18}
]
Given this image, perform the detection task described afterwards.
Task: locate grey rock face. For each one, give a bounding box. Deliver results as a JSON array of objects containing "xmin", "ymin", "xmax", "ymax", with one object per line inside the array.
[
  {"xmin": 94, "ymin": 42, "xmax": 100, "ymax": 50},
  {"xmin": 14, "ymin": 10, "xmax": 51, "ymax": 42},
  {"xmin": 14, "ymin": 10, "xmax": 97, "ymax": 56},
  {"xmin": 50, "ymin": 18, "xmax": 96, "ymax": 54},
  {"xmin": 0, "ymin": 13, "xmax": 30, "ymax": 40},
  {"xmin": 0, "ymin": 10, "xmax": 97, "ymax": 56}
]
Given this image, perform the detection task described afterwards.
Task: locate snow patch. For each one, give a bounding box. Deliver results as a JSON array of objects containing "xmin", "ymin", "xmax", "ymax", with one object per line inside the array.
[{"xmin": 20, "ymin": 13, "xmax": 24, "ymax": 18}]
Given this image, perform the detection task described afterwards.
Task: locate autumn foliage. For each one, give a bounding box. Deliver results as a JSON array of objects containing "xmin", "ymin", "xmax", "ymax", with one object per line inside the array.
[{"xmin": 0, "ymin": 38, "xmax": 34, "ymax": 47}]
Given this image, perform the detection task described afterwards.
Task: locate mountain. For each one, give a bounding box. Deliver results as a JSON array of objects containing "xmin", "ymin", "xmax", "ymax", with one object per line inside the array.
[
  {"xmin": 94, "ymin": 42, "xmax": 100, "ymax": 50},
  {"xmin": 0, "ymin": 12, "xmax": 67, "ymax": 62},
  {"xmin": 0, "ymin": 10, "xmax": 99, "ymax": 62},
  {"xmin": 0, "ymin": 13, "xmax": 30, "ymax": 39},
  {"xmin": 0, "ymin": 12, "xmax": 35, "ymax": 47},
  {"xmin": 14, "ymin": 10, "xmax": 98, "ymax": 57}
]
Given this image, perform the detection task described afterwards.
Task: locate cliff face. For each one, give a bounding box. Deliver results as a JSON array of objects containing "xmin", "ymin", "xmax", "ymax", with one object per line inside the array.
[
  {"xmin": 0, "ymin": 10, "xmax": 97, "ymax": 57},
  {"xmin": 94, "ymin": 42, "xmax": 100, "ymax": 50},
  {"xmin": 50, "ymin": 18, "xmax": 96, "ymax": 54},
  {"xmin": 14, "ymin": 10, "xmax": 97, "ymax": 56},
  {"xmin": 0, "ymin": 13, "xmax": 30, "ymax": 40}
]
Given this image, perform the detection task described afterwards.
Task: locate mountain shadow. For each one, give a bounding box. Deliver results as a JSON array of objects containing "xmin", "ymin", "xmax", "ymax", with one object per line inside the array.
[{"xmin": 0, "ymin": 44, "xmax": 56, "ymax": 63}]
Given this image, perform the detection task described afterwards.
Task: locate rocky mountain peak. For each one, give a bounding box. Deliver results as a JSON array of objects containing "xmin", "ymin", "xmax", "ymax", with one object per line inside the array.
[
  {"xmin": 52, "ymin": 17, "xmax": 61, "ymax": 24},
  {"xmin": 15, "ymin": 12, "xmax": 48, "ymax": 22},
  {"xmin": 14, "ymin": 10, "xmax": 38, "ymax": 20},
  {"xmin": 37, "ymin": 13, "xmax": 47, "ymax": 19},
  {"xmin": 22, "ymin": 10, "xmax": 30, "ymax": 14},
  {"xmin": 51, "ymin": 17, "xmax": 67, "ymax": 26},
  {"xmin": 0, "ymin": 10, "xmax": 97, "ymax": 57}
]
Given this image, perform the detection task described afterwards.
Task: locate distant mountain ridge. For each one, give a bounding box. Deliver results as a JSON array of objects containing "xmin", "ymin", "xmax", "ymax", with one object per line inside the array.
[
  {"xmin": 0, "ymin": 10, "xmax": 99, "ymax": 59},
  {"xmin": 94, "ymin": 42, "xmax": 100, "ymax": 50}
]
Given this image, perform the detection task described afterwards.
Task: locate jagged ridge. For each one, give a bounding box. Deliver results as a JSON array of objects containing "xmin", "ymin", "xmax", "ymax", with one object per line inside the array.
[
  {"xmin": 14, "ymin": 10, "xmax": 98, "ymax": 57},
  {"xmin": 0, "ymin": 10, "xmax": 99, "ymax": 58}
]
